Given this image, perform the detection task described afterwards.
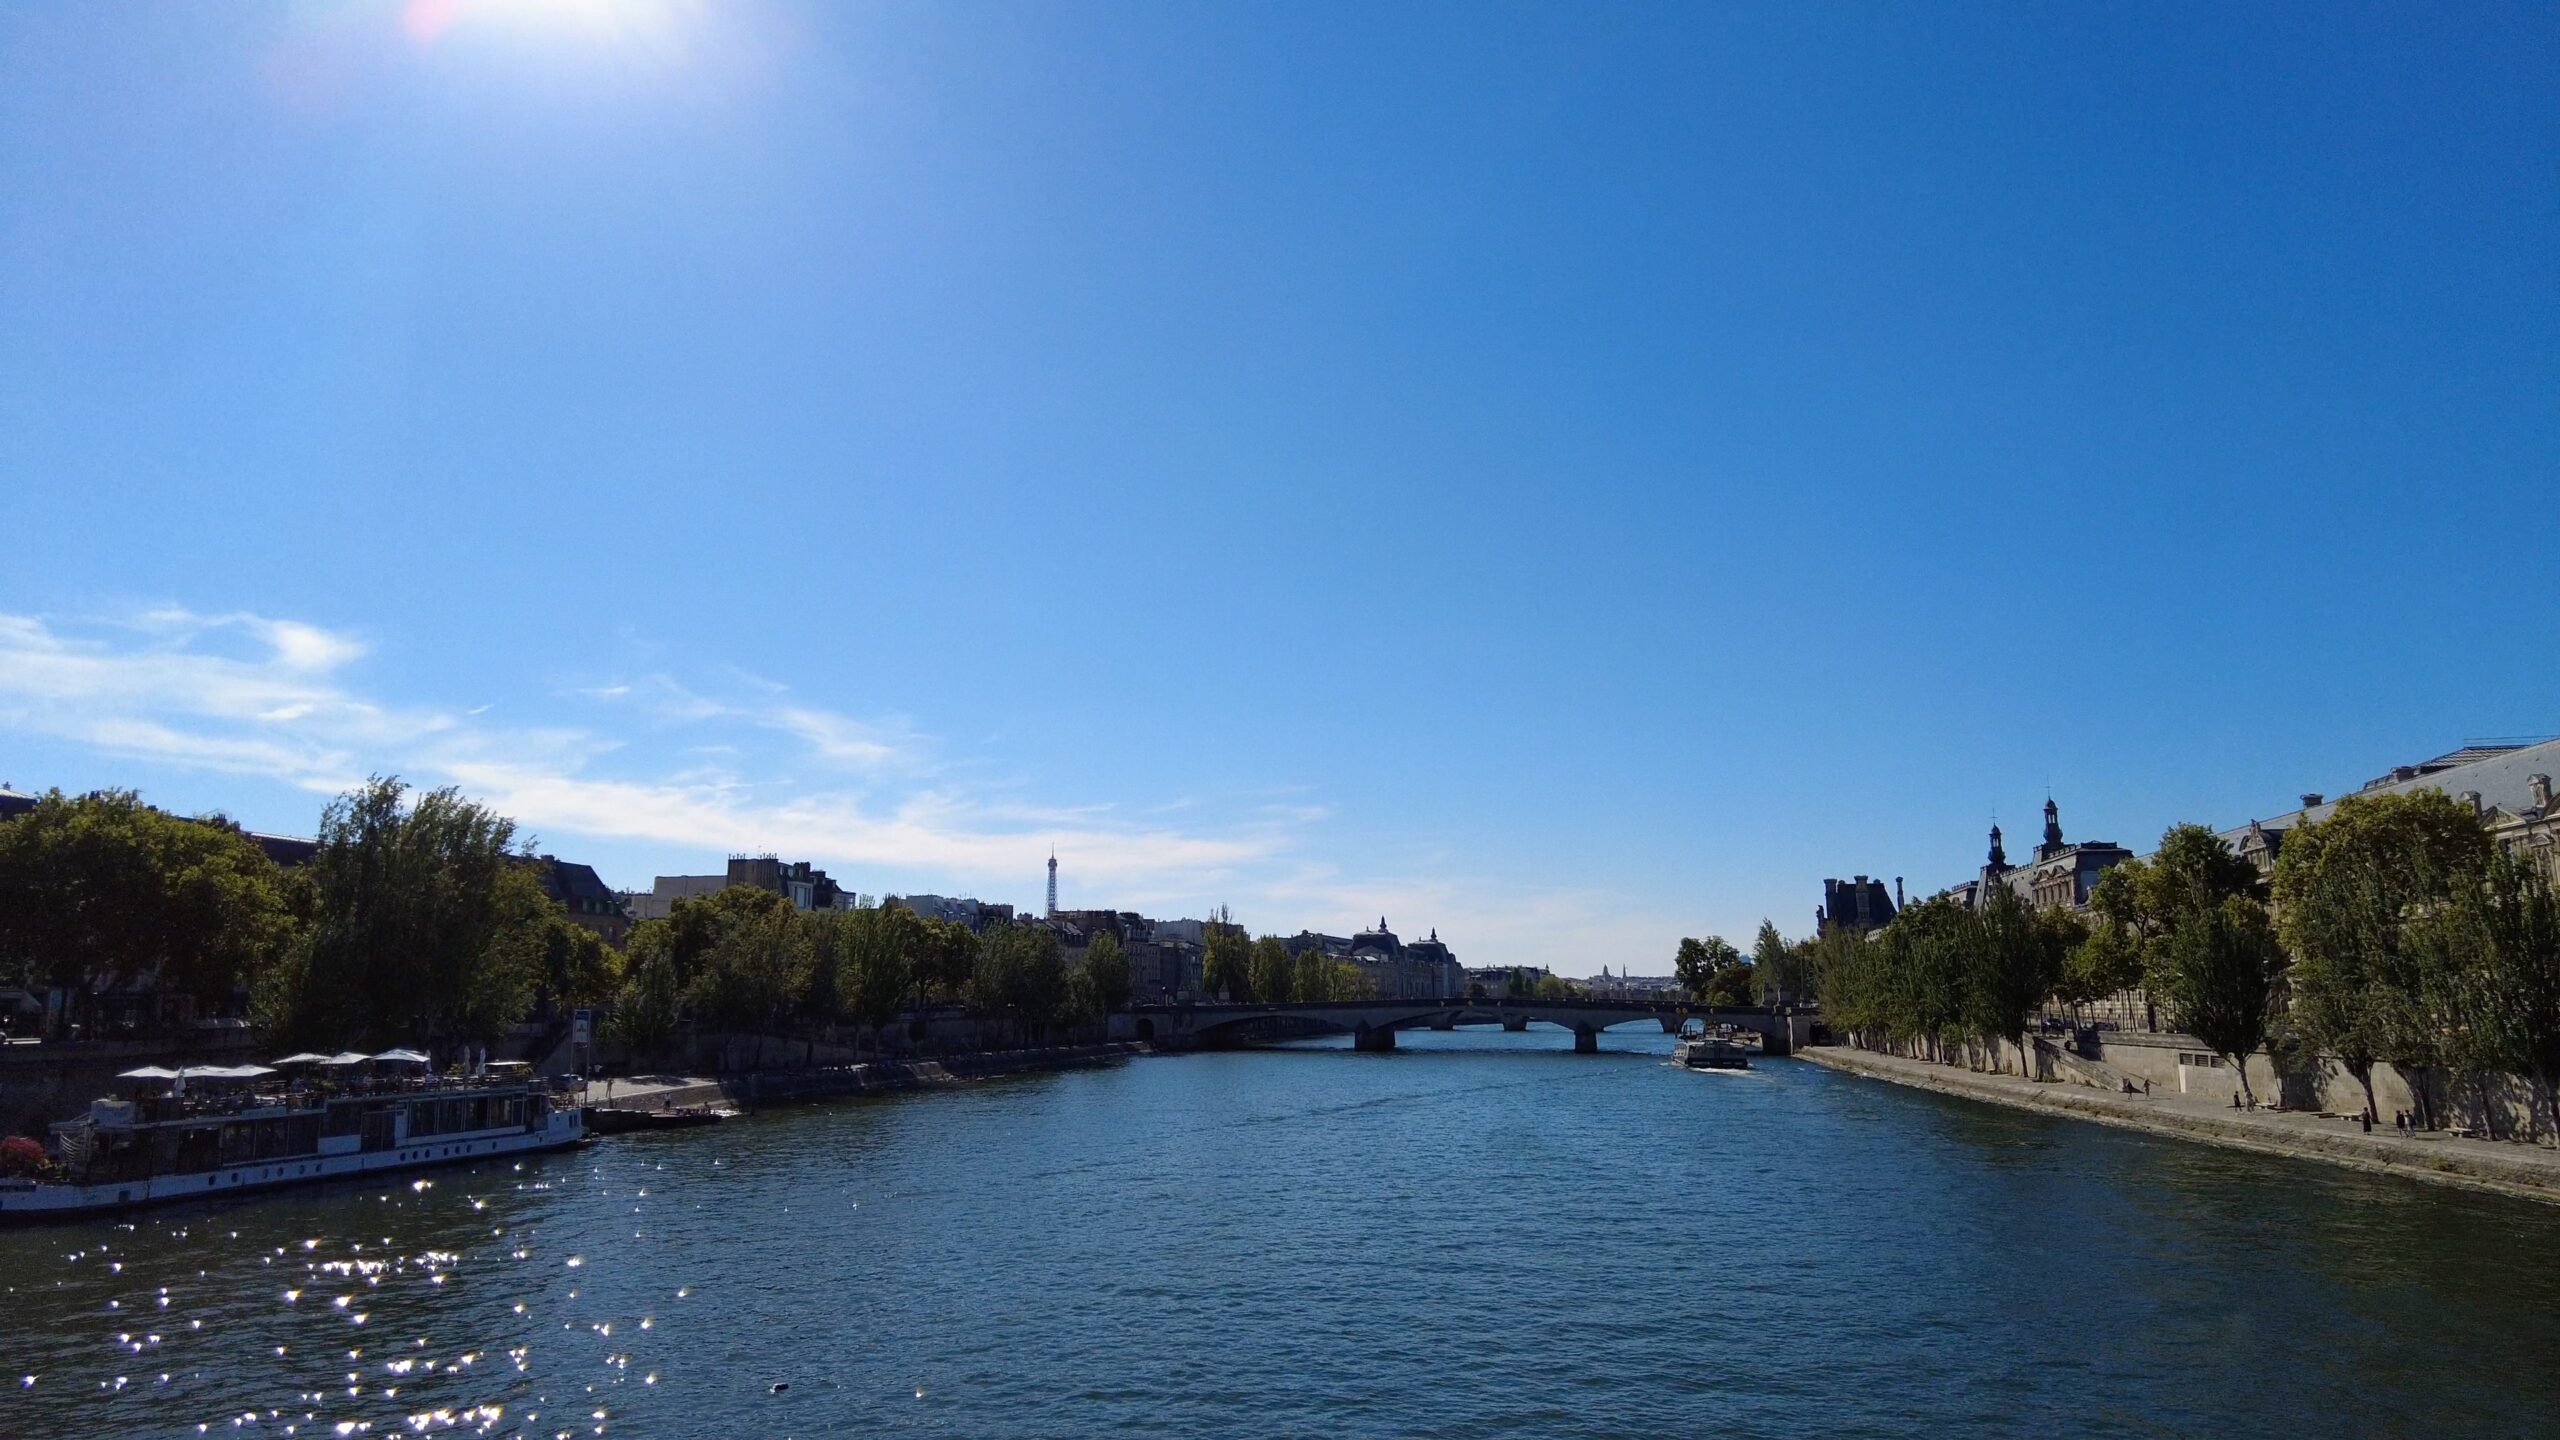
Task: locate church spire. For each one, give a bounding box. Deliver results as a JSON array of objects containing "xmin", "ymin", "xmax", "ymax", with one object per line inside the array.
[
  {"xmin": 1988, "ymin": 822, "xmax": 2007, "ymax": 870},
  {"xmin": 2042, "ymin": 796, "xmax": 2063, "ymax": 852}
]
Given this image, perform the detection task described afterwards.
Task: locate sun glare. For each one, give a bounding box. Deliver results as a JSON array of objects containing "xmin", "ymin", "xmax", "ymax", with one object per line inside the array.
[{"xmin": 400, "ymin": 0, "xmax": 696, "ymax": 51}]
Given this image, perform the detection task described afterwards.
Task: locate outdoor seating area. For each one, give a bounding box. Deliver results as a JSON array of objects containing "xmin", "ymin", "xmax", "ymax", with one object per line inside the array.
[{"xmin": 106, "ymin": 1049, "xmax": 551, "ymax": 1124}]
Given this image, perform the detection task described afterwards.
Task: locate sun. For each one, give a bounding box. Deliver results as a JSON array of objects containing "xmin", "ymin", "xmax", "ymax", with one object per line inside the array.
[{"xmin": 400, "ymin": 0, "xmax": 697, "ymax": 50}]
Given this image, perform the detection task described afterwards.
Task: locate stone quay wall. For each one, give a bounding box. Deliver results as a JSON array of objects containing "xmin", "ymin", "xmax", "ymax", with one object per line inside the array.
[{"xmin": 1800, "ymin": 1044, "xmax": 2560, "ymax": 1206}]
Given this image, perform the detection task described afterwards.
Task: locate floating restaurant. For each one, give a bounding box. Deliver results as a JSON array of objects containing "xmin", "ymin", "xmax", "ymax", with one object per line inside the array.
[{"xmin": 0, "ymin": 1048, "xmax": 584, "ymax": 1222}]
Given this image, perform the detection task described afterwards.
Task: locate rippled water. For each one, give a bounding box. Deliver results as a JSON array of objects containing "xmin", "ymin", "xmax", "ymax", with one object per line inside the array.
[{"xmin": 7, "ymin": 1027, "xmax": 2560, "ymax": 1438}]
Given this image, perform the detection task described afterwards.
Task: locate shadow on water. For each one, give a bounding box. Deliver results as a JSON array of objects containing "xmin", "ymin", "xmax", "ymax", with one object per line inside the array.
[{"xmin": 1842, "ymin": 1065, "xmax": 2560, "ymax": 1435}]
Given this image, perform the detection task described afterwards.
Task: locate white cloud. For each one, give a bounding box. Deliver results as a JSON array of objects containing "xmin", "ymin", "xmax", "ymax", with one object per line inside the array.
[
  {"xmin": 765, "ymin": 706, "xmax": 906, "ymax": 772},
  {"xmin": 0, "ymin": 605, "xmax": 1687, "ymax": 970},
  {"xmin": 0, "ymin": 605, "xmax": 1279, "ymax": 898}
]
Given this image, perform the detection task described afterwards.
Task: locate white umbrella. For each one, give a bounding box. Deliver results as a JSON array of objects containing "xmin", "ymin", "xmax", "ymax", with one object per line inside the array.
[
  {"xmin": 322, "ymin": 1052, "xmax": 372, "ymax": 1066},
  {"xmin": 372, "ymin": 1048, "xmax": 430, "ymax": 1064},
  {"xmin": 270, "ymin": 1052, "xmax": 334, "ymax": 1066},
  {"xmin": 117, "ymin": 1066, "xmax": 181, "ymax": 1080}
]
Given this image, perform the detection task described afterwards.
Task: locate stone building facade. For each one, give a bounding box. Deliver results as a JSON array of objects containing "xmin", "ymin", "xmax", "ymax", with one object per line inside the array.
[{"xmin": 1941, "ymin": 799, "xmax": 2132, "ymax": 916}]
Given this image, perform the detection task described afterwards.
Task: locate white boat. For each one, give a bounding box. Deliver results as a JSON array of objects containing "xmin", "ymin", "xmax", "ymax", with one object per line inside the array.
[
  {"xmin": 1673, "ymin": 1025, "xmax": 1750, "ymax": 1070},
  {"xmin": 0, "ymin": 1058, "xmax": 583, "ymax": 1223}
]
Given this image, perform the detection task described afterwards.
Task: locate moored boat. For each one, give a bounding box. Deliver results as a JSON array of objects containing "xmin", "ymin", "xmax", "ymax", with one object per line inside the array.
[
  {"xmin": 582, "ymin": 1104, "xmax": 734, "ymax": 1135},
  {"xmin": 0, "ymin": 1051, "xmax": 584, "ymax": 1223}
]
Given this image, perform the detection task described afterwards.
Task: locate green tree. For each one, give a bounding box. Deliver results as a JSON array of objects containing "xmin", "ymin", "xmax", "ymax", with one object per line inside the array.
[
  {"xmin": 1886, "ymin": 896, "xmax": 1976, "ymax": 1060},
  {"xmin": 255, "ymin": 777, "xmax": 550, "ymax": 1050},
  {"xmin": 1291, "ymin": 947, "xmax": 1335, "ymax": 1002},
  {"xmin": 2092, "ymin": 824, "xmax": 2265, "ymax": 941},
  {"xmin": 912, "ymin": 916, "xmax": 982, "ymax": 1004},
  {"xmin": 1752, "ymin": 920, "xmax": 1800, "ymax": 1004},
  {"xmin": 1060, "ymin": 964, "xmax": 1104, "ymax": 1035},
  {"xmin": 2151, "ymin": 895, "xmax": 2286, "ymax": 1104},
  {"xmin": 1083, "ymin": 931, "xmax": 1133, "ymax": 1013},
  {"xmin": 797, "ymin": 908, "xmax": 853, "ymax": 1046},
  {"xmin": 1016, "ymin": 925, "xmax": 1069, "ymax": 1040},
  {"xmin": 2056, "ymin": 923, "xmax": 2141, "ymax": 1021},
  {"xmin": 1964, "ymin": 887, "xmax": 2060, "ymax": 1076},
  {"xmin": 974, "ymin": 922, "xmax": 1068, "ymax": 1044},
  {"xmin": 1535, "ymin": 973, "xmax": 1575, "ymax": 1001},
  {"xmin": 1702, "ymin": 960, "xmax": 1757, "ymax": 1007},
  {"xmin": 663, "ymin": 884, "xmax": 795, "ymax": 991},
  {"xmin": 2273, "ymin": 790, "xmax": 2492, "ymax": 1123},
  {"xmin": 843, "ymin": 905, "xmax": 921, "ymax": 1058},
  {"xmin": 2088, "ymin": 824, "xmax": 2283, "ymax": 1100},
  {"xmin": 1674, "ymin": 936, "xmax": 1740, "ymax": 1003},
  {"xmin": 1330, "ymin": 960, "xmax": 1378, "ymax": 1000},
  {"xmin": 530, "ymin": 913, "xmax": 622, "ymax": 1016},
  {"xmin": 606, "ymin": 922, "xmax": 682, "ymax": 1060},
  {"xmin": 1249, "ymin": 936, "xmax": 1295, "ymax": 1004},
  {"xmin": 685, "ymin": 902, "xmax": 810, "ymax": 1069},
  {"xmin": 2406, "ymin": 852, "xmax": 2560, "ymax": 1139},
  {"xmin": 0, "ymin": 789, "xmax": 302, "ymax": 1030},
  {"xmin": 1805, "ymin": 927, "xmax": 1885, "ymax": 1036},
  {"xmin": 1202, "ymin": 918, "xmax": 1252, "ymax": 1001}
]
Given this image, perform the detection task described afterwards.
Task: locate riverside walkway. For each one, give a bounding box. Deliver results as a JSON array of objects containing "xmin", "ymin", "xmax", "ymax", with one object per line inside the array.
[{"xmin": 1801, "ymin": 1044, "xmax": 2560, "ymax": 1205}]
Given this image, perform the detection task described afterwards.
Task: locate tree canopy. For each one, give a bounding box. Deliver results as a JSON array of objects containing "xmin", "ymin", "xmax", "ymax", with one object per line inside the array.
[
  {"xmin": 255, "ymin": 777, "xmax": 554, "ymax": 1048},
  {"xmin": 1202, "ymin": 919, "xmax": 1251, "ymax": 1002},
  {"xmin": 0, "ymin": 789, "xmax": 301, "ymax": 1022},
  {"xmin": 1674, "ymin": 936, "xmax": 1741, "ymax": 1003},
  {"xmin": 2274, "ymin": 790, "xmax": 2494, "ymax": 1118},
  {"xmin": 1248, "ymin": 936, "xmax": 1295, "ymax": 1004},
  {"xmin": 1083, "ymin": 931, "xmax": 1132, "ymax": 1014}
]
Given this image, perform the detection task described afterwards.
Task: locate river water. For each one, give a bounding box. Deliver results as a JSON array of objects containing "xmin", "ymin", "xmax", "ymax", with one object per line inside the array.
[{"xmin": 6, "ymin": 1027, "xmax": 2560, "ymax": 1439}]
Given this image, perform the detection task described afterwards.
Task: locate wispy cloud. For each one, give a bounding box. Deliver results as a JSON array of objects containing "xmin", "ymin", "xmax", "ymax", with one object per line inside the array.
[
  {"xmin": 0, "ymin": 605, "xmax": 1689, "ymax": 969},
  {"xmin": 0, "ymin": 604, "xmax": 1281, "ymax": 892}
]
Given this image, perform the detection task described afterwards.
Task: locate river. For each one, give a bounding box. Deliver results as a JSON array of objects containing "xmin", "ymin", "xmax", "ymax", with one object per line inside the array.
[{"xmin": 6, "ymin": 1027, "xmax": 2560, "ymax": 1438}]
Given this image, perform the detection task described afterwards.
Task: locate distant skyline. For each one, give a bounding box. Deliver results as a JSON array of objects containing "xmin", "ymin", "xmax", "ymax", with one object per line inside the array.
[{"xmin": 4, "ymin": 3, "xmax": 2555, "ymax": 967}]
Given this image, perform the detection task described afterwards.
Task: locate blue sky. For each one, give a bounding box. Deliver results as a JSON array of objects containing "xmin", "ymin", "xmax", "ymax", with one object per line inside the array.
[{"xmin": 2, "ymin": 2, "xmax": 2553, "ymax": 970}]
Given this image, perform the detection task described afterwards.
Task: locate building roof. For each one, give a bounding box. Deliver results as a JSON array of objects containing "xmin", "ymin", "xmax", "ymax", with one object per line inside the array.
[
  {"xmin": 2219, "ymin": 736, "xmax": 2560, "ymax": 846},
  {"xmin": 536, "ymin": 855, "xmax": 621, "ymax": 908},
  {"xmin": 250, "ymin": 832, "xmax": 318, "ymax": 867}
]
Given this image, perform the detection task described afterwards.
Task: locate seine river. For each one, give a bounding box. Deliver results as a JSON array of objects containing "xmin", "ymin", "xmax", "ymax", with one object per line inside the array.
[{"xmin": 7, "ymin": 1027, "xmax": 2560, "ymax": 1438}]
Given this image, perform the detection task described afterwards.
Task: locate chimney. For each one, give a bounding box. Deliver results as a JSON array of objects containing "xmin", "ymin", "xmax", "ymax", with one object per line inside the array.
[
  {"xmin": 2459, "ymin": 791, "xmax": 2482, "ymax": 817},
  {"xmin": 2530, "ymin": 774, "xmax": 2553, "ymax": 810},
  {"xmin": 2300, "ymin": 793, "xmax": 2323, "ymax": 810}
]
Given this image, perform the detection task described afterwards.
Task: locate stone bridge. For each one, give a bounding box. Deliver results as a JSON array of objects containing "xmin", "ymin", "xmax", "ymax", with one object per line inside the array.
[{"xmin": 1111, "ymin": 997, "xmax": 1809, "ymax": 1055}]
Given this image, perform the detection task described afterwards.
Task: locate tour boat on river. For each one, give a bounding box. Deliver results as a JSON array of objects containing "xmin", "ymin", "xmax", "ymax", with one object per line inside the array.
[
  {"xmin": 1674, "ymin": 1025, "xmax": 1751, "ymax": 1071},
  {"xmin": 0, "ymin": 1050, "xmax": 584, "ymax": 1223}
]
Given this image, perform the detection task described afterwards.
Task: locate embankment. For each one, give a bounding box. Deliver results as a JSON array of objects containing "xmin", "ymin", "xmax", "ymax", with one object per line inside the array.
[
  {"xmin": 1799, "ymin": 1044, "xmax": 2560, "ymax": 1207},
  {"xmin": 590, "ymin": 1043, "xmax": 1144, "ymax": 1116}
]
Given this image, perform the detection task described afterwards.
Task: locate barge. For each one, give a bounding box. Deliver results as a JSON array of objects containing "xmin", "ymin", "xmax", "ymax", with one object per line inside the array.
[{"xmin": 0, "ymin": 1052, "xmax": 583, "ymax": 1223}]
